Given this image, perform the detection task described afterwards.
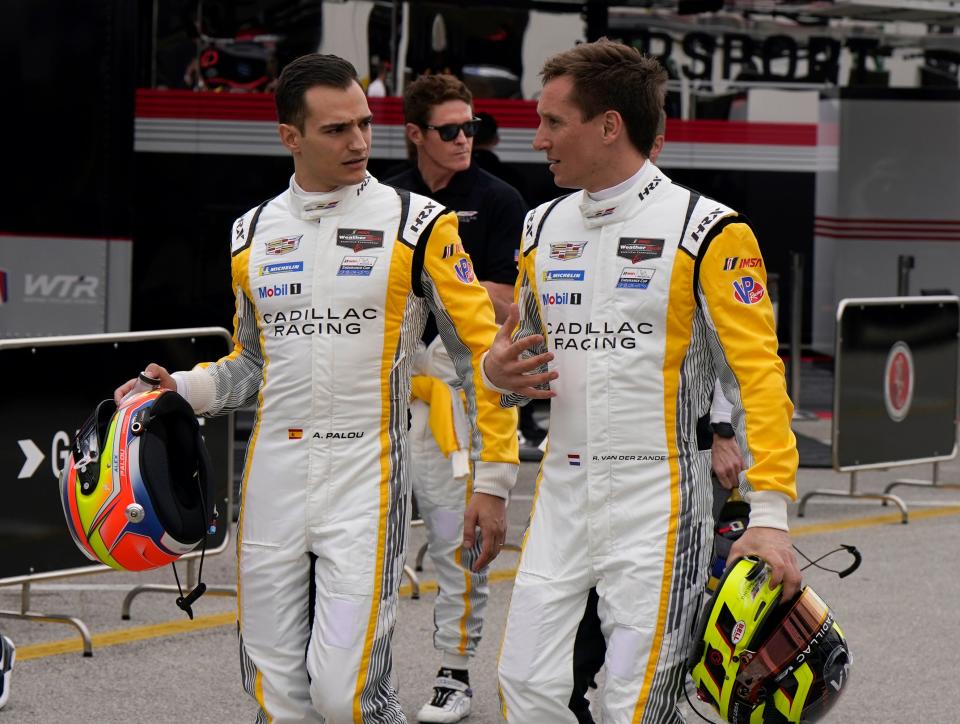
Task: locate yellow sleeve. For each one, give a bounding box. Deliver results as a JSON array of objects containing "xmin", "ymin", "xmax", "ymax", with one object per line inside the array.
[
  {"xmin": 420, "ymin": 212, "xmax": 519, "ymax": 498},
  {"xmin": 698, "ymin": 222, "xmax": 798, "ymax": 501}
]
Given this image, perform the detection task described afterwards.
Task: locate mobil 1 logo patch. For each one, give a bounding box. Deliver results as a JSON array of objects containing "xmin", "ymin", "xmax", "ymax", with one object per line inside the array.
[
  {"xmin": 617, "ymin": 237, "xmax": 663, "ymax": 263},
  {"xmin": 617, "ymin": 267, "xmax": 655, "ymax": 289},
  {"xmin": 337, "ymin": 228, "xmax": 384, "ymax": 253}
]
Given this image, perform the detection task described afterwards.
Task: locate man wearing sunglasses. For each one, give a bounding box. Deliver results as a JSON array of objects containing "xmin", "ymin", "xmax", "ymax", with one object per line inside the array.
[{"xmin": 386, "ymin": 74, "xmax": 527, "ymax": 724}]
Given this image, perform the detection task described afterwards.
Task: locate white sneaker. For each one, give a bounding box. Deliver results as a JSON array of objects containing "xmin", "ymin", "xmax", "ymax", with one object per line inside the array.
[
  {"xmin": 416, "ymin": 674, "xmax": 472, "ymax": 723},
  {"xmin": 0, "ymin": 635, "xmax": 14, "ymax": 710}
]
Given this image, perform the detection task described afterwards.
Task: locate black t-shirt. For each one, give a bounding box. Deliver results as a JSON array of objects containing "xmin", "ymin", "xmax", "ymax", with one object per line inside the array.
[
  {"xmin": 384, "ymin": 163, "xmax": 526, "ymax": 286},
  {"xmin": 385, "ymin": 163, "xmax": 527, "ymax": 343}
]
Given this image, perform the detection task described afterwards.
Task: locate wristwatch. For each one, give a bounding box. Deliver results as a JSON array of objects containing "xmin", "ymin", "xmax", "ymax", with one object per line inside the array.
[{"xmin": 711, "ymin": 421, "xmax": 735, "ymax": 439}]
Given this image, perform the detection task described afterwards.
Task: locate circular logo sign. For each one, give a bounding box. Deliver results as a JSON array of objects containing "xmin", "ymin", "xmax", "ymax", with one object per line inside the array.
[
  {"xmin": 883, "ymin": 341, "xmax": 914, "ymax": 422},
  {"xmin": 731, "ymin": 620, "xmax": 747, "ymax": 644}
]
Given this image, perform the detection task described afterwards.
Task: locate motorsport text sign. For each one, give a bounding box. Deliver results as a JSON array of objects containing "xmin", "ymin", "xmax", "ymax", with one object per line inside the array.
[
  {"xmin": 0, "ymin": 329, "xmax": 233, "ymax": 583},
  {"xmin": 833, "ymin": 297, "xmax": 959, "ymax": 470}
]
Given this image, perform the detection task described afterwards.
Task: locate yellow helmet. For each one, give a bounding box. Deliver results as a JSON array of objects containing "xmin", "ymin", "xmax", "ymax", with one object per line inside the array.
[{"xmin": 688, "ymin": 557, "xmax": 851, "ymax": 723}]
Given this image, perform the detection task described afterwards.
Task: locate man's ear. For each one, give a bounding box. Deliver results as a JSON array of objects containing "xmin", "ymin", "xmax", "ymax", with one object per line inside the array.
[
  {"xmin": 600, "ymin": 110, "xmax": 624, "ymax": 145},
  {"xmin": 278, "ymin": 123, "xmax": 301, "ymax": 153},
  {"xmin": 405, "ymin": 122, "xmax": 424, "ymax": 147}
]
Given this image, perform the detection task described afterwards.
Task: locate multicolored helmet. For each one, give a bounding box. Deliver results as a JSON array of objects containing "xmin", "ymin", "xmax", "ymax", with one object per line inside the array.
[
  {"xmin": 59, "ymin": 389, "xmax": 214, "ymax": 571},
  {"xmin": 689, "ymin": 557, "xmax": 851, "ymax": 723}
]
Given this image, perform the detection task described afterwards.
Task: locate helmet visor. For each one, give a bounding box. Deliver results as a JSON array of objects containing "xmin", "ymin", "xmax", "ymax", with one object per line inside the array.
[{"xmin": 734, "ymin": 586, "xmax": 832, "ymax": 703}]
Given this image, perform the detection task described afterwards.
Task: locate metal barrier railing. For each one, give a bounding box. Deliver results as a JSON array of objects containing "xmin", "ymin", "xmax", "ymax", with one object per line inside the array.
[{"xmin": 0, "ymin": 329, "xmax": 237, "ymax": 655}]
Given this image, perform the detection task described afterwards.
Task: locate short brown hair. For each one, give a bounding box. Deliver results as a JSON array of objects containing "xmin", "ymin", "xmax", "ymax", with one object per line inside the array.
[
  {"xmin": 541, "ymin": 39, "xmax": 667, "ymax": 157},
  {"xmin": 402, "ymin": 74, "xmax": 473, "ymax": 127},
  {"xmin": 275, "ymin": 53, "xmax": 359, "ymax": 132}
]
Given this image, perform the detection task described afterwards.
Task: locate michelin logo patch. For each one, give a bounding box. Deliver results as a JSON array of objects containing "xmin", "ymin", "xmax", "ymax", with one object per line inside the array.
[
  {"xmin": 542, "ymin": 270, "xmax": 585, "ymax": 282},
  {"xmin": 259, "ymin": 261, "xmax": 304, "ymax": 276},
  {"xmin": 337, "ymin": 256, "xmax": 376, "ymax": 276},
  {"xmin": 617, "ymin": 267, "xmax": 655, "ymax": 289}
]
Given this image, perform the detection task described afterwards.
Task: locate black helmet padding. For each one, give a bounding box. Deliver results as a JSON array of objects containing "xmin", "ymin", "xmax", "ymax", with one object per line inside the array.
[{"xmin": 138, "ymin": 392, "xmax": 214, "ymax": 545}]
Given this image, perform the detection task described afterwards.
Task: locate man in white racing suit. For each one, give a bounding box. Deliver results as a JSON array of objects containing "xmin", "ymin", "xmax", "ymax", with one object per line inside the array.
[
  {"xmin": 116, "ymin": 53, "xmax": 518, "ymax": 723},
  {"xmin": 483, "ymin": 40, "xmax": 801, "ymax": 722}
]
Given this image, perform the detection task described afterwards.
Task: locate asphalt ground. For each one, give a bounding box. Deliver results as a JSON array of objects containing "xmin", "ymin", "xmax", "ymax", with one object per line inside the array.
[{"xmin": 3, "ymin": 412, "xmax": 960, "ymax": 723}]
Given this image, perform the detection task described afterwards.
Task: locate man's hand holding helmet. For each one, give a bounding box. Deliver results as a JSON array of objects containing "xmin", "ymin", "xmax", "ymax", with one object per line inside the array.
[
  {"xmin": 114, "ymin": 363, "xmax": 177, "ymax": 405},
  {"xmin": 728, "ymin": 526, "xmax": 802, "ymax": 600}
]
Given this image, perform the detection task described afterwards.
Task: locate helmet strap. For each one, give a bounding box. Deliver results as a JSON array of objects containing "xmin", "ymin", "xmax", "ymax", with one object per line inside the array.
[
  {"xmin": 794, "ymin": 543, "xmax": 862, "ymax": 578},
  {"xmin": 171, "ymin": 458, "xmax": 214, "ymax": 620}
]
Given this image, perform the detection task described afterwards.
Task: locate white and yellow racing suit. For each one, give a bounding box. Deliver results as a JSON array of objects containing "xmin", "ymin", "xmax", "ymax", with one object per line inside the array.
[
  {"xmin": 173, "ymin": 175, "xmax": 518, "ymax": 723},
  {"xmin": 494, "ymin": 163, "xmax": 797, "ymax": 723}
]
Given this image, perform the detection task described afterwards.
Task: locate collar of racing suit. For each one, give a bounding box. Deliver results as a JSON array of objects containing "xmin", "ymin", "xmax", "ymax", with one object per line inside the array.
[
  {"xmin": 577, "ymin": 160, "xmax": 667, "ymax": 229},
  {"xmin": 287, "ymin": 173, "xmax": 376, "ymax": 221}
]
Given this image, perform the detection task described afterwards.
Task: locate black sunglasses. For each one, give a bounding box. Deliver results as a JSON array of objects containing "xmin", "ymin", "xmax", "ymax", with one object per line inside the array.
[{"xmin": 422, "ymin": 118, "xmax": 482, "ymax": 142}]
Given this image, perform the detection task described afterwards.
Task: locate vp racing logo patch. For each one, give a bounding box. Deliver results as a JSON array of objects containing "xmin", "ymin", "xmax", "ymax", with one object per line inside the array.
[
  {"xmin": 454, "ymin": 258, "xmax": 475, "ymax": 283},
  {"xmin": 733, "ymin": 276, "xmax": 765, "ymax": 304}
]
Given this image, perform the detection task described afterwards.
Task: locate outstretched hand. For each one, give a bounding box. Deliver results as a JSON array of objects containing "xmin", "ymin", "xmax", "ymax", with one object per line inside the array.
[{"xmin": 483, "ymin": 304, "xmax": 557, "ymax": 398}]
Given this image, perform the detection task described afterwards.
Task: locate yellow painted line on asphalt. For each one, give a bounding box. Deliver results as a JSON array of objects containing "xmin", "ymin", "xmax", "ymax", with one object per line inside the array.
[
  {"xmin": 792, "ymin": 504, "xmax": 960, "ymax": 536},
  {"xmin": 17, "ymin": 504, "xmax": 960, "ymax": 662},
  {"xmin": 16, "ymin": 611, "xmax": 236, "ymax": 662}
]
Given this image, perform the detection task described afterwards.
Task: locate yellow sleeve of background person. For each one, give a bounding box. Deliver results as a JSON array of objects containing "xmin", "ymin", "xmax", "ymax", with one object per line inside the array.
[{"xmin": 418, "ymin": 212, "xmax": 519, "ymax": 499}]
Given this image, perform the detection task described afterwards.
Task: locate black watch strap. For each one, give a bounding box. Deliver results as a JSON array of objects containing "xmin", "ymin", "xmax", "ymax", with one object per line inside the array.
[{"xmin": 711, "ymin": 421, "xmax": 735, "ymax": 439}]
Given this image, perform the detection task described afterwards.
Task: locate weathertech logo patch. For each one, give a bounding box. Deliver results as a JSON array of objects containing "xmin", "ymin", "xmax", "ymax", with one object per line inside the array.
[
  {"xmin": 336, "ymin": 228, "xmax": 384, "ymax": 252},
  {"xmin": 617, "ymin": 238, "xmax": 663, "ymax": 263}
]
